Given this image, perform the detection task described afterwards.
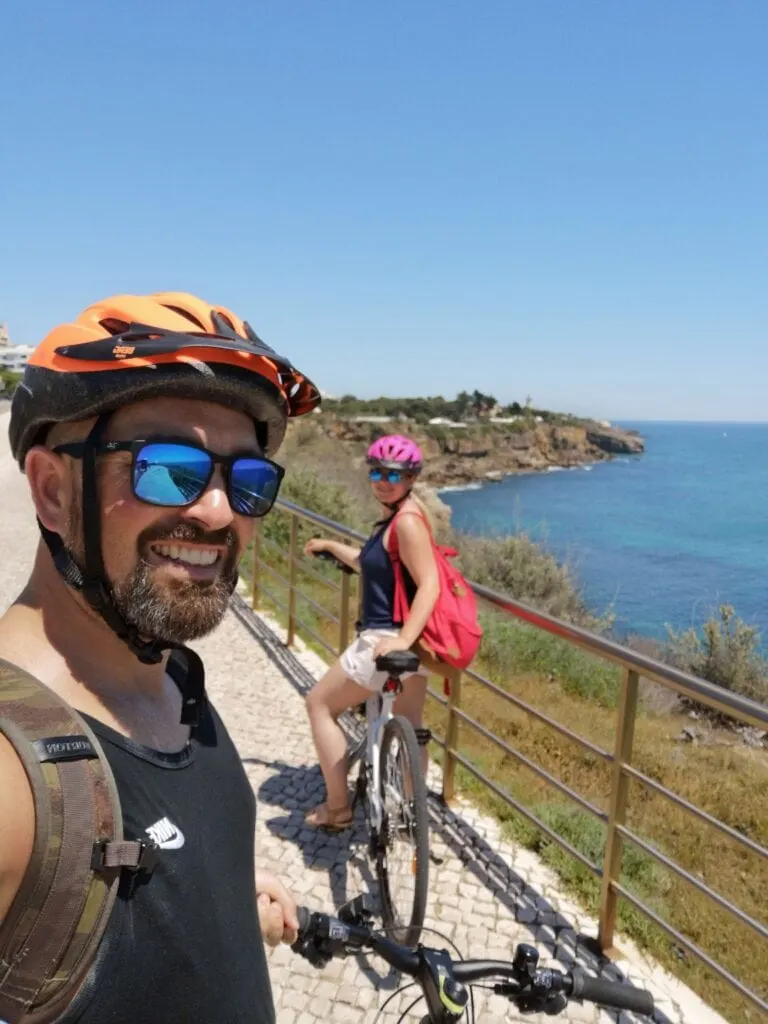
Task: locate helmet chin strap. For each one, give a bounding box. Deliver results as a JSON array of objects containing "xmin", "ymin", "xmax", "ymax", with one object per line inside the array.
[
  {"xmin": 37, "ymin": 413, "xmax": 211, "ymax": 725},
  {"xmin": 382, "ymin": 486, "xmax": 414, "ymax": 515}
]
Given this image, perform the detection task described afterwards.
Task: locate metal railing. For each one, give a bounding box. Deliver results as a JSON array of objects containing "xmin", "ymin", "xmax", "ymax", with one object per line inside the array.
[{"xmin": 249, "ymin": 498, "xmax": 768, "ymax": 1017}]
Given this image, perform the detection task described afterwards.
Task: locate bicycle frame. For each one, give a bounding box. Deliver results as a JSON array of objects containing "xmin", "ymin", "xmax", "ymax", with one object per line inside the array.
[{"xmin": 361, "ymin": 682, "xmax": 399, "ymax": 834}]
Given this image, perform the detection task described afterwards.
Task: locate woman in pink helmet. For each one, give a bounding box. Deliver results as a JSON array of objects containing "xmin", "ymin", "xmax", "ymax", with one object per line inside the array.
[{"xmin": 303, "ymin": 435, "xmax": 440, "ymax": 830}]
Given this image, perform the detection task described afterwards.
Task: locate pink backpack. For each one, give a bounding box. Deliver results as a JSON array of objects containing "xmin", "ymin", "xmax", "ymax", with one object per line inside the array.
[{"xmin": 388, "ymin": 511, "xmax": 482, "ymax": 672}]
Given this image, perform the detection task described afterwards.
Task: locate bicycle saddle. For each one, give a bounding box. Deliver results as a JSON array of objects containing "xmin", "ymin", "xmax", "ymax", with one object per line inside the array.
[{"xmin": 376, "ymin": 650, "xmax": 420, "ymax": 676}]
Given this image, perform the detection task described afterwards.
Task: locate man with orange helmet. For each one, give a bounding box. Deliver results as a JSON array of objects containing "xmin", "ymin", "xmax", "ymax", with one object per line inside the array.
[{"xmin": 0, "ymin": 293, "xmax": 320, "ymax": 1023}]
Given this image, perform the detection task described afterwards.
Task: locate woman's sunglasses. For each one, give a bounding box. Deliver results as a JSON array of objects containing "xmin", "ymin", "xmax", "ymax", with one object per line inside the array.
[
  {"xmin": 369, "ymin": 467, "xmax": 404, "ymax": 484},
  {"xmin": 53, "ymin": 438, "xmax": 285, "ymax": 518}
]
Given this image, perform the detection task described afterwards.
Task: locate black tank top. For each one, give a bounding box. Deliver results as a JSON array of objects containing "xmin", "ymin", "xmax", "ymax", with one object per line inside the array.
[
  {"xmin": 59, "ymin": 664, "xmax": 274, "ymax": 1024},
  {"xmin": 359, "ymin": 515, "xmax": 416, "ymax": 630}
]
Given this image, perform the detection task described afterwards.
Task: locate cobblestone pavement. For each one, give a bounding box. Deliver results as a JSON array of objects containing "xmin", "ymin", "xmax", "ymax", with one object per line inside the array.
[{"xmin": 0, "ymin": 412, "xmax": 729, "ymax": 1024}]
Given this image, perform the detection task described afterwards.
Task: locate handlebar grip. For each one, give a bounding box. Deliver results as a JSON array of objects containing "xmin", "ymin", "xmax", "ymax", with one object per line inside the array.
[
  {"xmin": 571, "ymin": 971, "xmax": 654, "ymax": 1016},
  {"xmin": 313, "ymin": 550, "xmax": 354, "ymax": 574},
  {"xmin": 296, "ymin": 906, "xmax": 312, "ymax": 939}
]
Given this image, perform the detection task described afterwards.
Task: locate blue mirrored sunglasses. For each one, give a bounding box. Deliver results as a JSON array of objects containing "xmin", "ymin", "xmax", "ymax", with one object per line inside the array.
[
  {"xmin": 53, "ymin": 438, "xmax": 285, "ymax": 518},
  {"xmin": 369, "ymin": 467, "xmax": 403, "ymax": 484}
]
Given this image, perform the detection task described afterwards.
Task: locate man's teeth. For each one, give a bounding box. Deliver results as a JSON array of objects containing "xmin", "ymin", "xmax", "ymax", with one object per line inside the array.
[{"xmin": 154, "ymin": 544, "xmax": 219, "ymax": 566}]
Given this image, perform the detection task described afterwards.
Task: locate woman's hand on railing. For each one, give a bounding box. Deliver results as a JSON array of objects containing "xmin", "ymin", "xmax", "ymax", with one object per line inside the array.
[
  {"xmin": 303, "ymin": 538, "xmax": 329, "ymax": 557},
  {"xmin": 304, "ymin": 536, "xmax": 361, "ymax": 574}
]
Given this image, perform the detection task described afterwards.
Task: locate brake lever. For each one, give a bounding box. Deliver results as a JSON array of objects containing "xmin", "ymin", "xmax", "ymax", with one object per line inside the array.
[
  {"xmin": 291, "ymin": 934, "xmax": 332, "ymax": 969},
  {"xmin": 519, "ymin": 990, "xmax": 568, "ymax": 1016},
  {"xmin": 494, "ymin": 945, "xmax": 570, "ymax": 1016},
  {"xmin": 493, "ymin": 981, "xmax": 567, "ymax": 1016},
  {"xmin": 338, "ymin": 893, "xmax": 376, "ymax": 926}
]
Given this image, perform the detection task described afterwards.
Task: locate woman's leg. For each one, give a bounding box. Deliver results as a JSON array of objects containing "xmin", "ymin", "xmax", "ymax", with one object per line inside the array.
[
  {"xmin": 393, "ymin": 673, "xmax": 430, "ymax": 775},
  {"xmin": 305, "ymin": 659, "xmax": 372, "ymax": 821}
]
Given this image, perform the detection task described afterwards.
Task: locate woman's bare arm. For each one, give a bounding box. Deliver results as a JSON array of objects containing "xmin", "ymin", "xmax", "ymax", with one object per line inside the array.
[{"xmin": 389, "ymin": 513, "xmax": 440, "ymax": 647}]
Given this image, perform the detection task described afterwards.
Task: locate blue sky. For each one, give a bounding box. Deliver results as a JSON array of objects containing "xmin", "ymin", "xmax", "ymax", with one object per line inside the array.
[{"xmin": 1, "ymin": 1, "xmax": 766, "ymax": 421}]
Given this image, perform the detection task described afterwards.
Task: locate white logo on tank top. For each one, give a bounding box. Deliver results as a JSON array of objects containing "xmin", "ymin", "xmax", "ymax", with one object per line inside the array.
[{"xmin": 145, "ymin": 816, "xmax": 185, "ymax": 850}]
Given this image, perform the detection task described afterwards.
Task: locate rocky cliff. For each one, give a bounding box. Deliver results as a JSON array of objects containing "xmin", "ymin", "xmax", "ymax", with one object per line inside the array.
[{"xmin": 289, "ymin": 415, "xmax": 644, "ymax": 489}]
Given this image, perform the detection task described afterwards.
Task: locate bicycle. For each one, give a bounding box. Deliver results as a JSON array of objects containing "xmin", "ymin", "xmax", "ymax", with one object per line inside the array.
[
  {"xmin": 312, "ymin": 549, "xmax": 431, "ymax": 948},
  {"xmin": 292, "ymin": 894, "xmax": 656, "ymax": 1023}
]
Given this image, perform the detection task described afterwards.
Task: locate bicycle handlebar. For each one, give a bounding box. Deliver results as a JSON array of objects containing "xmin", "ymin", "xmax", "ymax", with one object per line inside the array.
[
  {"xmin": 569, "ymin": 970, "xmax": 654, "ymax": 1012},
  {"xmin": 292, "ymin": 899, "xmax": 655, "ymax": 1020},
  {"xmin": 311, "ymin": 548, "xmax": 356, "ymax": 575}
]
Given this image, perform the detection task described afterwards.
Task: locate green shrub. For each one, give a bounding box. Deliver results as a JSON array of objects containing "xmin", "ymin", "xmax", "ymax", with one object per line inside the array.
[
  {"xmin": 665, "ymin": 605, "xmax": 768, "ymax": 713},
  {"xmin": 513, "ymin": 802, "xmax": 671, "ymax": 945},
  {"xmin": 455, "ymin": 532, "xmax": 596, "ymax": 625},
  {"xmin": 478, "ymin": 614, "xmax": 621, "ymax": 706}
]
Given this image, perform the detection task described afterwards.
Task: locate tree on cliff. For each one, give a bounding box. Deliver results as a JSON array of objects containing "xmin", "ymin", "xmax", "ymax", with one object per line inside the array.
[{"xmin": 470, "ymin": 389, "xmax": 498, "ymax": 419}]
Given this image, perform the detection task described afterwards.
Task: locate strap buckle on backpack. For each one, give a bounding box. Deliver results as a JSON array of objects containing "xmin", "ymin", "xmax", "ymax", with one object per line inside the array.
[{"xmin": 91, "ymin": 837, "xmax": 159, "ymax": 874}]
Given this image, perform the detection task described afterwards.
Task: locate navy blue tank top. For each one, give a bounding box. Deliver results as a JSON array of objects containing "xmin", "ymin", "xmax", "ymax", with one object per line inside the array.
[
  {"xmin": 58, "ymin": 662, "xmax": 274, "ymax": 1024},
  {"xmin": 359, "ymin": 515, "xmax": 416, "ymax": 631}
]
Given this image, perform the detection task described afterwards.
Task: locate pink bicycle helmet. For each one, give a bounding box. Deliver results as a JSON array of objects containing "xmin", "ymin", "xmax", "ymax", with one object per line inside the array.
[{"xmin": 366, "ymin": 434, "xmax": 423, "ymax": 473}]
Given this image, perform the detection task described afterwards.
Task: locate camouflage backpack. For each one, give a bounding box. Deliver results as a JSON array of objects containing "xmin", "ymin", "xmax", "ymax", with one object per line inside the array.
[{"xmin": 0, "ymin": 654, "xmax": 198, "ymax": 1023}]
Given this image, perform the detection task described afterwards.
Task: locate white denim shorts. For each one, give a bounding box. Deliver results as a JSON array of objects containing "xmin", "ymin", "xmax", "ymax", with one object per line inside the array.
[{"xmin": 340, "ymin": 629, "xmax": 426, "ymax": 692}]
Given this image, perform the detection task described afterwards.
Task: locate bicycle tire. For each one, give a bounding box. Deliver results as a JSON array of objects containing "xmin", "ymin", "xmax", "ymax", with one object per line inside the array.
[{"xmin": 375, "ymin": 715, "xmax": 429, "ymax": 948}]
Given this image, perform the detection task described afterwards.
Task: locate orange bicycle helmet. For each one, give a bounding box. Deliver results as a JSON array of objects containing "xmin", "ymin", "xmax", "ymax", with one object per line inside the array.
[{"xmin": 10, "ymin": 290, "xmax": 320, "ymax": 466}]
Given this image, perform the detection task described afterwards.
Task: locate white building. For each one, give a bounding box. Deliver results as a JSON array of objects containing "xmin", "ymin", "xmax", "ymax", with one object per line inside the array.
[
  {"xmin": 428, "ymin": 417, "xmax": 468, "ymax": 428},
  {"xmin": 0, "ymin": 323, "xmax": 34, "ymax": 374}
]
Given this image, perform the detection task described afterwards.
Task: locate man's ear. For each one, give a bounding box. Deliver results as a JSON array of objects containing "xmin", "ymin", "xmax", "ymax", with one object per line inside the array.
[{"xmin": 24, "ymin": 447, "xmax": 72, "ymax": 535}]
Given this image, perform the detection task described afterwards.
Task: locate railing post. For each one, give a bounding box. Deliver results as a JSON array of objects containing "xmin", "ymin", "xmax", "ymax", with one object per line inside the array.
[
  {"xmin": 442, "ymin": 670, "xmax": 462, "ymax": 804},
  {"xmin": 251, "ymin": 520, "xmax": 262, "ymax": 610},
  {"xmin": 286, "ymin": 515, "xmax": 299, "ymax": 646},
  {"xmin": 598, "ymin": 667, "xmax": 640, "ymax": 954},
  {"xmin": 338, "ymin": 569, "xmax": 351, "ymax": 655}
]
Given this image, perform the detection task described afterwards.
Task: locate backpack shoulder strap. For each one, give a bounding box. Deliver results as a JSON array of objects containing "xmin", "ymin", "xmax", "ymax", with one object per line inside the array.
[
  {"xmin": 0, "ymin": 659, "xmax": 153, "ymax": 1024},
  {"xmin": 386, "ymin": 505, "xmax": 431, "ymax": 563}
]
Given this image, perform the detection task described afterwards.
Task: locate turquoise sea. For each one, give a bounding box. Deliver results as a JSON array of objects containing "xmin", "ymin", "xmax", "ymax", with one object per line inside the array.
[{"xmin": 440, "ymin": 423, "xmax": 767, "ymax": 644}]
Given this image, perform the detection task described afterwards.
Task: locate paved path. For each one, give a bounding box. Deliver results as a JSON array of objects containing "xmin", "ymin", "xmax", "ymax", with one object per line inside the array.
[{"xmin": 0, "ymin": 412, "xmax": 728, "ymax": 1024}]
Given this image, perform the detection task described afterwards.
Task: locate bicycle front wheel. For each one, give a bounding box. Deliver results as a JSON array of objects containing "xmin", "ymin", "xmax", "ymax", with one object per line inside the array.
[{"xmin": 375, "ymin": 715, "xmax": 429, "ymax": 947}]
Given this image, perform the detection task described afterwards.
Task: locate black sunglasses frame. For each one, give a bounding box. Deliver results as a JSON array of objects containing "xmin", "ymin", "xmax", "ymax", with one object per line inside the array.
[{"xmin": 53, "ymin": 436, "xmax": 285, "ymax": 518}]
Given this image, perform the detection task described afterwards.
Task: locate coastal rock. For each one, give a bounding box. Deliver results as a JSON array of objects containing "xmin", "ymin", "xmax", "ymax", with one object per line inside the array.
[{"xmin": 586, "ymin": 423, "xmax": 645, "ymax": 455}]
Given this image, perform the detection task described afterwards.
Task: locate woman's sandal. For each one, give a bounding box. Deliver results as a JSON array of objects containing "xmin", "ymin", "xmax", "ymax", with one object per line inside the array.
[{"xmin": 304, "ymin": 802, "xmax": 354, "ymax": 832}]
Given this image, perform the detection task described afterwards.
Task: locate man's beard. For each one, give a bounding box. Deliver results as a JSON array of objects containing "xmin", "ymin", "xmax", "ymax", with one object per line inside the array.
[{"xmin": 66, "ymin": 506, "xmax": 240, "ymax": 643}]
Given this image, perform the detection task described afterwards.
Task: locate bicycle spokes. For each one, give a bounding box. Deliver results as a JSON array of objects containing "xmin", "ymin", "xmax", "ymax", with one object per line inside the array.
[{"xmin": 376, "ymin": 717, "xmax": 429, "ymax": 947}]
